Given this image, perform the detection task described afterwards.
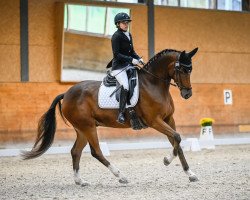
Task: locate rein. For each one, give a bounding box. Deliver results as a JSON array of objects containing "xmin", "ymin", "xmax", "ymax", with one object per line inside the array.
[
  {"xmin": 140, "ymin": 55, "xmax": 192, "ymax": 90},
  {"xmin": 140, "ymin": 67, "xmax": 177, "ymax": 87}
]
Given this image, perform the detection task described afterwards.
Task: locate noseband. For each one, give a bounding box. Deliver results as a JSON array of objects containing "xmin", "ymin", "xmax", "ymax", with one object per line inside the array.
[{"xmin": 141, "ymin": 54, "xmax": 192, "ymax": 90}]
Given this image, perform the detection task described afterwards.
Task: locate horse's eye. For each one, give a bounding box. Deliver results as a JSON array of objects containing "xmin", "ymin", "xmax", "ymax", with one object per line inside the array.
[{"xmin": 184, "ymin": 68, "xmax": 192, "ymax": 74}]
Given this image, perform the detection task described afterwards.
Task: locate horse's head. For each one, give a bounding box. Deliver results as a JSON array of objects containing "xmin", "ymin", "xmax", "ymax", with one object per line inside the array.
[{"xmin": 170, "ymin": 48, "xmax": 198, "ymax": 99}]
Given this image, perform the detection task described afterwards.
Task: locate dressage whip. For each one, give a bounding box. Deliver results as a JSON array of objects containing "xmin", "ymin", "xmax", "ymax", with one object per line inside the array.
[{"xmin": 109, "ymin": 64, "xmax": 132, "ymax": 77}]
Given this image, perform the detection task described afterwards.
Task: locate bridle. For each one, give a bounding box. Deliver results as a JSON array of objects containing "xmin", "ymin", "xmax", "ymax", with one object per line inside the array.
[
  {"xmin": 141, "ymin": 54, "xmax": 192, "ymax": 90},
  {"xmin": 174, "ymin": 57, "xmax": 192, "ymax": 90}
]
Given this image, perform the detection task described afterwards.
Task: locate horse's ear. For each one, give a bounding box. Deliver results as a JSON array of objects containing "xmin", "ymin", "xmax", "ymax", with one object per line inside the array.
[
  {"xmin": 188, "ymin": 48, "xmax": 199, "ymax": 58},
  {"xmin": 180, "ymin": 50, "xmax": 186, "ymax": 58}
]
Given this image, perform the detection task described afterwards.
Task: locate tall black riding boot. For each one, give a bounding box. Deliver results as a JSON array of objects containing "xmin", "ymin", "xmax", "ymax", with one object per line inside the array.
[{"xmin": 117, "ymin": 87, "xmax": 129, "ymax": 124}]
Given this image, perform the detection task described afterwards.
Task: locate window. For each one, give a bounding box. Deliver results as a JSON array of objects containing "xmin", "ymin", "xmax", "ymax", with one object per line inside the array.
[
  {"xmin": 87, "ymin": 6, "xmax": 106, "ymax": 34},
  {"xmin": 64, "ymin": 4, "xmax": 130, "ymax": 36},
  {"xmin": 154, "ymin": 0, "xmax": 178, "ymax": 6},
  {"xmin": 154, "ymin": 0, "xmax": 243, "ymax": 11},
  {"xmin": 64, "ymin": 4, "xmax": 68, "ymax": 29},
  {"xmin": 93, "ymin": 0, "xmax": 245, "ymax": 11},
  {"xmin": 68, "ymin": 5, "xmax": 86, "ymax": 31},
  {"xmin": 218, "ymin": 0, "xmax": 242, "ymax": 11},
  {"xmin": 180, "ymin": 0, "xmax": 210, "ymax": 9},
  {"xmin": 96, "ymin": 0, "xmax": 138, "ymax": 3},
  {"xmin": 106, "ymin": 7, "xmax": 130, "ymax": 36}
]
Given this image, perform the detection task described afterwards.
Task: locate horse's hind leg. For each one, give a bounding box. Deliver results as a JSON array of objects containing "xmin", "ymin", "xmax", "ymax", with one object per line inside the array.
[
  {"xmin": 84, "ymin": 126, "xmax": 128, "ymax": 184},
  {"xmin": 164, "ymin": 117, "xmax": 198, "ymax": 182},
  {"xmin": 71, "ymin": 129, "xmax": 89, "ymax": 186}
]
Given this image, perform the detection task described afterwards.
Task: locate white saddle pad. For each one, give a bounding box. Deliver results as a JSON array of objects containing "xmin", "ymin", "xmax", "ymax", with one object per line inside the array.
[{"xmin": 98, "ymin": 73, "xmax": 139, "ymax": 109}]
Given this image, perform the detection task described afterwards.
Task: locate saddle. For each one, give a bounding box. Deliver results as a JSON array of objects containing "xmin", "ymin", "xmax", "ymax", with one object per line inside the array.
[
  {"xmin": 103, "ymin": 66, "xmax": 137, "ymax": 105},
  {"xmin": 101, "ymin": 66, "xmax": 147, "ymax": 130}
]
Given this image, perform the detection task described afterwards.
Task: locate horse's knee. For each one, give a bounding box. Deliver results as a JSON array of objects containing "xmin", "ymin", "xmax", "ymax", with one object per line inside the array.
[
  {"xmin": 174, "ymin": 133, "xmax": 181, "ymax": 144},
  {"xmin": 71, "ymin": 148, "xmax": 81, "ymax": 160}
]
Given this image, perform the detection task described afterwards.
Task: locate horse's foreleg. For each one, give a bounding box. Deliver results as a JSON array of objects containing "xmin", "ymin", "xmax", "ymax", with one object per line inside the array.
[
  {"xmin": 153, "ymin": 116, "xmax": 181, "ymax": 155},
  {"xmin": 85, "ymin": 126, "xmax": 129, "ymax": 184},
  {"xmin": 164, "ymin": 117, "xmax": 198, "ymax": 182},
  {"xmin": 163, "ymin": 117, "xmax": 180, "ymax": 166},
  {"xmin": 163, "ymin": 147, "xmax": 177, "ymax": 166},
  {"xmin": 166, "ymin": 135, "xmax": 198, "ymax": 181},
  {"xmin": 71, "ymin": 129, "xmax": 89, "ymax": 186}
]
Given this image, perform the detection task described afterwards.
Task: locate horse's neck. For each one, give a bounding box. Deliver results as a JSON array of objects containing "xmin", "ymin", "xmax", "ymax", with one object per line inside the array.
[
  {"xmin": 138, "ymin": 53, "xmax": 177, "ymax": 104},
  {"xmin": 140, "ymin": 54, "xmax": 176, "ymax": 88},
  {"xmin": 138, "ymin": 69, "xmax": 172, "ymax": 108}
]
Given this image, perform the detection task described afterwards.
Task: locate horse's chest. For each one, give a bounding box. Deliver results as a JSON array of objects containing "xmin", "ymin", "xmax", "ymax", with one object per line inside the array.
[{"xmin": 163, "ymin": 103, "xmax": 174, "ymax": 115}]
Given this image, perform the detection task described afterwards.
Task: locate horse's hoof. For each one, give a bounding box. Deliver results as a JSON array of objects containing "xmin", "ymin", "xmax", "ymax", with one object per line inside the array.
[
  {"xmin": 81, "ymin": 182, "xmax": 90, "ymax": 187},
  {"xmin": 119, "ymin": 177, "xmax": 129, "ymax": 184},
  {"xmin": 189, "ymin": 175, "xmax": 199, "ymax": 182},
  {"xmin": 163, "ymin": 157, "xmax": 170, "ymax": 166},
  {"xmin": 75, "ymin": 180, "xmax": 90, "ymax": 186}
]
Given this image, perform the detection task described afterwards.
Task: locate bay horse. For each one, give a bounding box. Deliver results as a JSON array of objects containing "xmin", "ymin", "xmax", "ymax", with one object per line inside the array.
[{"xmin": 22, "ymin": 48, "xmax": 199, "ymax": 185}]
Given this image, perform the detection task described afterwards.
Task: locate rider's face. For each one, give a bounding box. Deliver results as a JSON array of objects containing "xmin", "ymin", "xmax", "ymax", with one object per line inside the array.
[{"xmin": 119, "ymin": 21, "xmax": 130, "ymax": 31}]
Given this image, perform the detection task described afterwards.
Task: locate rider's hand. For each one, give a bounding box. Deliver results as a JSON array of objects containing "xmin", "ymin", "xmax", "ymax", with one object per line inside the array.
[
  {"xmin": 139, "ymin": 58, "xmax": 144, "ymax": 65},
  {"xmin": 138, "ymin": 58, "xmax": 145, "ymax": 69},
  {"xmin": 132, "ymin": 58, "xmax": 140, "ymax": 65}
]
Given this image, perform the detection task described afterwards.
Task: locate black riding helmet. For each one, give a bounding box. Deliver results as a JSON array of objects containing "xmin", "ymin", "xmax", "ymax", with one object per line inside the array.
[{"xmin": 114, "ymin": 12, "xmax": 132, "ymax": 25}]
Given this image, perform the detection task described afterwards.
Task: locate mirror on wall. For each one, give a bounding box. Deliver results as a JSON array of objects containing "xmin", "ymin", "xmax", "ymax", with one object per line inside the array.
[{"xmin": 61, "ymin": 4, "xmax": 130, "ymax": 82}]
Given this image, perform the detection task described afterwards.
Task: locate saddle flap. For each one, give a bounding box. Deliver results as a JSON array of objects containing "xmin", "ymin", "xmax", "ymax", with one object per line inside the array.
[{"xmin": 98, "ymin": 70, "xmax": 139, "ymax": 109}]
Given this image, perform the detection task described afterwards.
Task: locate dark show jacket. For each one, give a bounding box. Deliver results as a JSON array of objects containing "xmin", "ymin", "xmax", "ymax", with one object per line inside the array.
[{"xmin": 111, "ymin": 29, "xmax": 140, "ymax": 70}]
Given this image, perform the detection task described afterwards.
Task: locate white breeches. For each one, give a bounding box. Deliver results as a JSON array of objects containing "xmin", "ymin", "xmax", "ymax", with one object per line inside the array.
[{"xmin": 111, "ymin": 69, "xmax": 129, "ymax": 90}]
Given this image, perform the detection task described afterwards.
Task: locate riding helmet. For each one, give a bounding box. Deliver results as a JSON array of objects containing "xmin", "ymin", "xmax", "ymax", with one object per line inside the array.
[{"xmin": 114, "ymin": 13, "xmax": 131, "ymax": 25}]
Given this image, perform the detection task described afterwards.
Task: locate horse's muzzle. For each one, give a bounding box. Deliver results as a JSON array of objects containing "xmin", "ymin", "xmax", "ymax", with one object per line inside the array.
[{"xmin": 181, "ymin": 88, "xmax": 192, "ymax": 99}]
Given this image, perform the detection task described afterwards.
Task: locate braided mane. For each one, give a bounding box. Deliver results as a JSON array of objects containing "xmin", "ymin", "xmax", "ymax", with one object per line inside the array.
[{"xmin": 145, "ymin": 49, "xmax": 180, "ymax": 69}]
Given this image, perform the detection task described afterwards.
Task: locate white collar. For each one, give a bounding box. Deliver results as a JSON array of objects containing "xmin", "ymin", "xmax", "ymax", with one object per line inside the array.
[{"xmin": 123, "ymin": 31, "xmax": 130, "ymax": 40}]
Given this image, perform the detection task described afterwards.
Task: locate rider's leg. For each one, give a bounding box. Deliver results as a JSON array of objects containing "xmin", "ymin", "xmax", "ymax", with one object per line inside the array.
[
  {"xmin": 111, "ymin": 69, "xmax": 129, "ymax": 124},
  {"xmin": 111, "ymin": 69, "xmax": 129, "ymax": 91},
  {"xmin": 117, "ymin": 86, "xmax": 128, "ymax": 124}
]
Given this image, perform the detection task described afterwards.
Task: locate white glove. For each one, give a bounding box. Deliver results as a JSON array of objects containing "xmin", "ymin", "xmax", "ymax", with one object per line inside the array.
[{"xmin": 132, "ymin": 58, "xmax": 140, "ymax": 65}]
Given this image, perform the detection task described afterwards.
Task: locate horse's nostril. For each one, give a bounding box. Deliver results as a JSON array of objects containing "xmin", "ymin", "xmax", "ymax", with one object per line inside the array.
[{"xmin": 183, "ymin": 92, "xmax": 192, "ymax": 99}]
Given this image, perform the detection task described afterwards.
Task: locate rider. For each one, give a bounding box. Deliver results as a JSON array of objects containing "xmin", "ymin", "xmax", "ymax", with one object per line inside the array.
[{"xmin": 111, "ymin": 12, "xmax": 143, "ymax": 124}]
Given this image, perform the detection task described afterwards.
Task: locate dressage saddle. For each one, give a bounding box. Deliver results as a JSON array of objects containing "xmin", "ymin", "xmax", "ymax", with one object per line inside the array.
[
  {"xmin": 103, "ymin": 66, "xmax": 137, "ymax": 105},
  {"xmin": 103, "ymin": 67, "xmax": 147, "ymax": 130}
]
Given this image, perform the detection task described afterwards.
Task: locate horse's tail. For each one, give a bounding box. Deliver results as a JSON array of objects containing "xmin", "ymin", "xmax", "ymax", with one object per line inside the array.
[{"xmin": 21, "ymin": 94, "xmax": 65, "ymax": 160}]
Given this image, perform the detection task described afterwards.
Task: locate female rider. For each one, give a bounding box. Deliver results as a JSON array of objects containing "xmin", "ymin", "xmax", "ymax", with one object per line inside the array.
[{"xmin": 111, "ymin": 12, "xmax": 143, "ymax": 124}]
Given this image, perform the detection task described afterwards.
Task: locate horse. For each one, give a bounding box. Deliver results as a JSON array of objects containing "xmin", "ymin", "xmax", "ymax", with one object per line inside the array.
[{"xmin": 22, "ymin": 48, "xmax": 199, "ymax": 186}]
